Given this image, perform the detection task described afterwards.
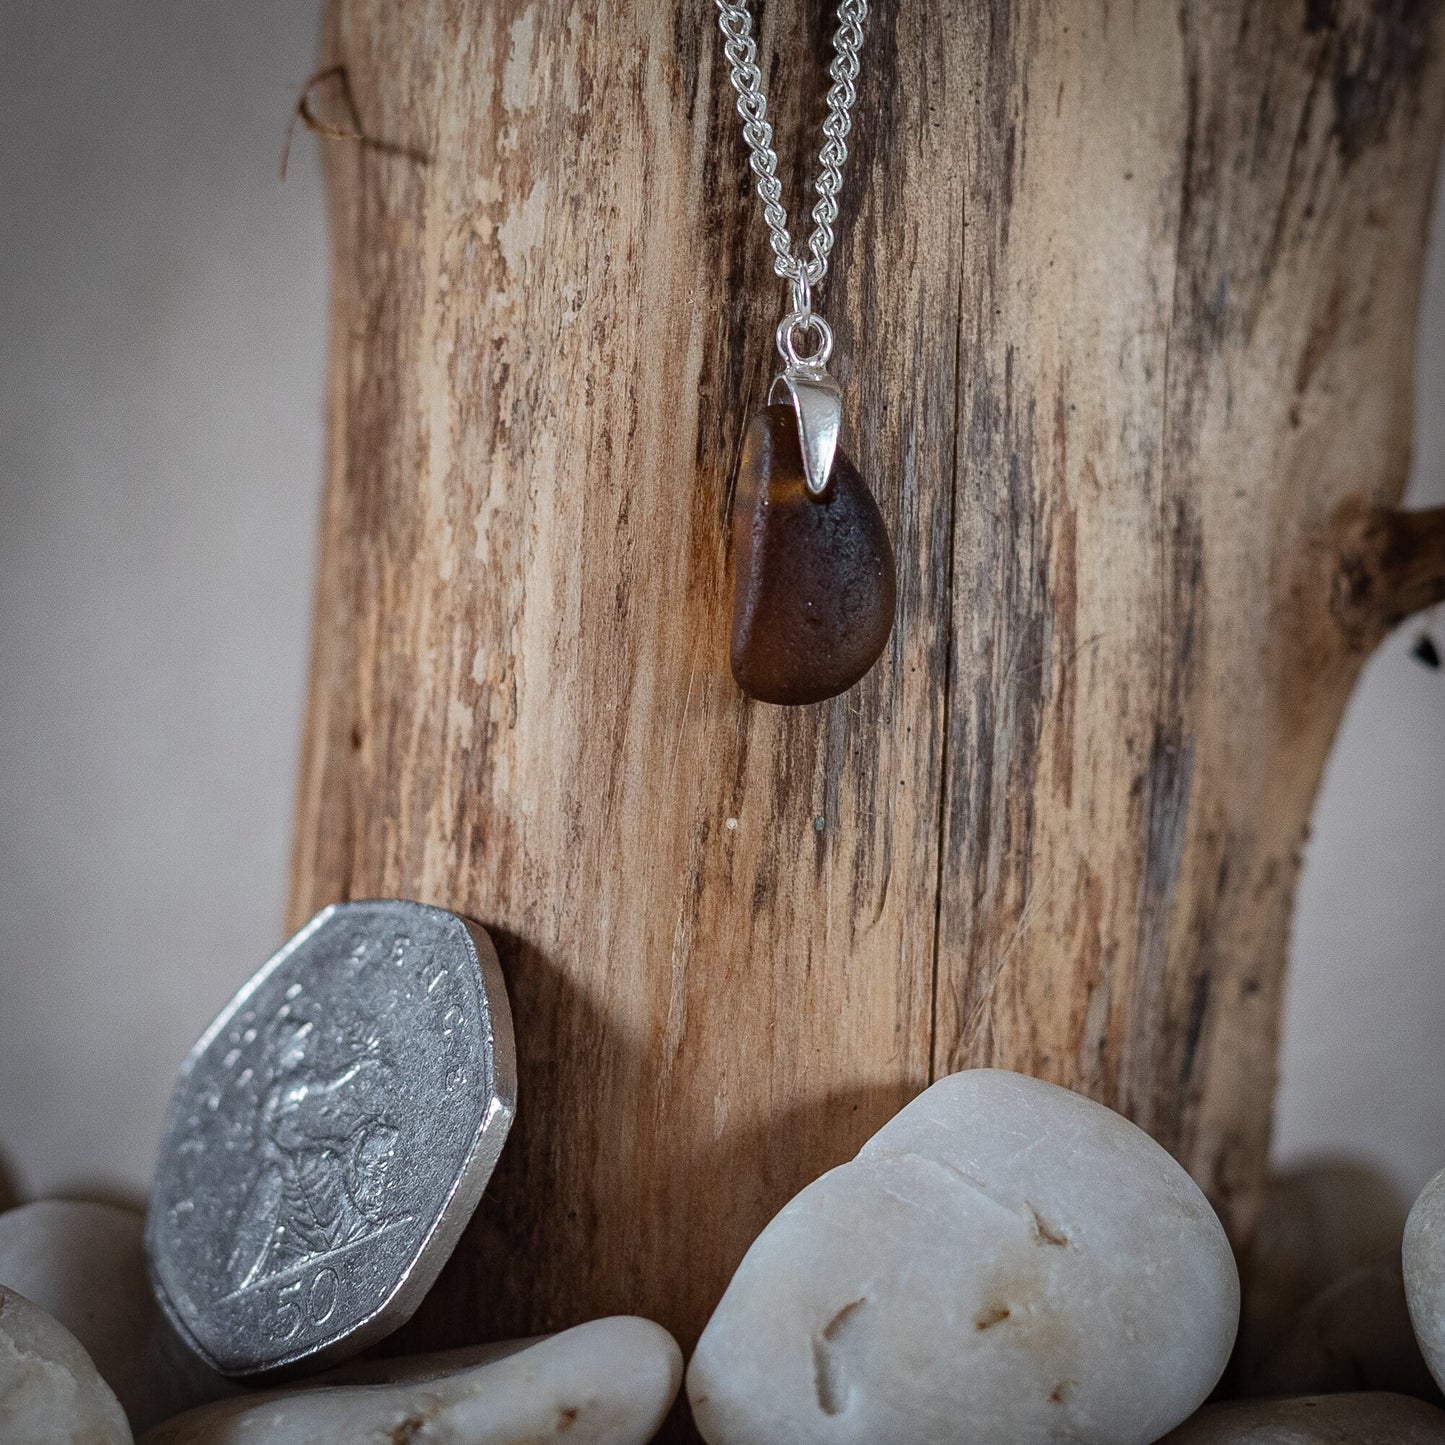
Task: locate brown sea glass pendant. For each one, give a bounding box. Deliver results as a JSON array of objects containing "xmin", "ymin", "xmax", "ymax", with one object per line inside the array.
[{"xmin": 730, "ymin": 403, "xmax": 896, "ymax": 705}]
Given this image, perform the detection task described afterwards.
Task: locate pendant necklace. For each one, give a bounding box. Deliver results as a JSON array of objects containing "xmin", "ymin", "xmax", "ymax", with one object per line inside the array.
[{"xmin": 715, "ymin": 0, "xmax": 896, "ymax": 706}]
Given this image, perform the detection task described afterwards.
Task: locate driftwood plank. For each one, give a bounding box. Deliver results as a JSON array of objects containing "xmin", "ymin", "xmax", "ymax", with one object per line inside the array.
[{"xmin": 289, "ymin": 1, "xmax": 1445, "ymax": 1432}]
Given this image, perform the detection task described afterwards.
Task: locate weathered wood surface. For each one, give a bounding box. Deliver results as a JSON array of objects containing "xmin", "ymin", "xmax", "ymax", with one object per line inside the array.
[{"xmin": 290, "ymin": 0, "xmax": 1445, "ymax": 1422}]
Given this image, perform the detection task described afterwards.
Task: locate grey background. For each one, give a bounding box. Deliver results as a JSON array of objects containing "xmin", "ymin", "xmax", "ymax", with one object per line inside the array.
[{"xmin": 1, "ymin": 4, "xmax": 1442, "ymax": 1206}]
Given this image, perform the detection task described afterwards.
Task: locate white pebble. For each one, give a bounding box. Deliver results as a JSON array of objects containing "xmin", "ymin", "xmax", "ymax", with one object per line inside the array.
[
  {"xmin": 1237, "ymin": 1160, "xmax": 1405, "ymax": 1381},
  {"xmin": 0, "ymin": 1200, "xmax": 235, "ymax": 1432},
  {"xmin": 1158, "ymin": 1392, "xmax": 1445, "ymax": 1442},
  {"xmin": 0, "ymin": 1151, "xmax": 17, "ymax": 1213},
  {"xmin": 1238, "ymin": 1260, "xmax": 1434, "ymax": 1397},
  {"xmin": 1404, "ymin": 1166, "xmax": 1445, "ymax": 1391},
  {"xmin": 0, "ymin": 1284, "xmax": 133, "ymax": 1445},
  {"xmin": 139, "ymin": 1316, "xmax": 681, "ymax": 1444},
  {"xmin": 688, "ymin": 1068, "xmax": 1239, "ymax": 1445}
]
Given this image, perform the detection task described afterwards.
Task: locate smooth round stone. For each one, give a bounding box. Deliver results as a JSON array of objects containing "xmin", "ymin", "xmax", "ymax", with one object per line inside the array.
[
  {"xmin": 1236, "ymin": 1160, "xmax": 1406, "ymax": 1379},
  {"xmin": 1242, "ymin": 1160, "xmax": 1404, "ymax": 1324},
  {"xmin": 688, "ymin": 1068, "xmax": 1239, "ymax": 1445},
  {"xmin": 139, "ymin": 1316, "xmax": 681, "ymax": 1445},
  {"xmin": 0, "ymin": 1148, "xmax": 18, "ymax": 1213},
  {"xmin": 0, "ymin": 1201, "xmax": 235, "ymax": 1432},
  {"xmin": 1405, "ymin": 1166, "xmax": 1445, "ymax": 1391},
  {"xmin": 1158, "ymin": 1393, "xmax": 1445, "ymax": 1443},
  {"xmin": 0, "ymin": 1284, "xmax": 133, "ymax": 1445},
  {"xmin": 1237, "ymin": 1259, "xmax": 1437, "ymax": 1398}
]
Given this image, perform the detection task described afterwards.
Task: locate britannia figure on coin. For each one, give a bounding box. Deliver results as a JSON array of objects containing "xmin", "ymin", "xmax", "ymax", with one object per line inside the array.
[{"xmin": 224, "ymin": 1008, "xmax": 406, "ymax": 1293}]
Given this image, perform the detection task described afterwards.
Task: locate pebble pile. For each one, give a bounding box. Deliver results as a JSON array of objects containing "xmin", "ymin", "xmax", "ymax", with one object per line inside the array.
[{"xmin": 4, "ymin": 1069, "xmax": 1445, "ymax": 1443}]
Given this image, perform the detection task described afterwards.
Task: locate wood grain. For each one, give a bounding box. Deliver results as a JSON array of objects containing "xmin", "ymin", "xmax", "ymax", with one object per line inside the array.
[{"xmin": 289, "ymin": 0, "xmax": 1445, "ymax": 1429}]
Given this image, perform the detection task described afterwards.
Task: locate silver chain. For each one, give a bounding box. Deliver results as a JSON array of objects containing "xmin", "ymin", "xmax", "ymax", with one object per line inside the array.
[{"xmin": 714, "ymin": 0, "xmax": 867, "ymax": 363}]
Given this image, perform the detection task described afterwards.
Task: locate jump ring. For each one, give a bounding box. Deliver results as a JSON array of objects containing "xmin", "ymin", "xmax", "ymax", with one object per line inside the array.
[
  {"xmin": 775, "ymin": 310, "xmax": 833, "ymax": 369},
  {"xmin": 789, "ymin": 273, "xmax": 812, "ymax": 319}
]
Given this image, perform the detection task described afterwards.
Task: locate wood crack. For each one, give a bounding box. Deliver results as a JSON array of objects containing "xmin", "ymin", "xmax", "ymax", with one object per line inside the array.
[{"xmin": 928, "ymin": 246, "xmax": 968, "ymax": 1085}]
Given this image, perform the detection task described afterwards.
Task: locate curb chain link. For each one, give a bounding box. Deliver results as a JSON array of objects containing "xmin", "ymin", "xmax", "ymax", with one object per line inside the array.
[{"xmin": 714, "ymin": 0, "xmax": 867, "ymax": 348}]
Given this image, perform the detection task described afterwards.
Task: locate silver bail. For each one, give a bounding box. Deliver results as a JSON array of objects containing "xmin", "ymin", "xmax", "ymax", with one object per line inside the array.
[
  {"xmin": 773, "ymin": 307, "xmax": 840, "ymax": 498},
  {"xmin": 770, "ymin": 365, "xmax": 842, "ymax": 498}
]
